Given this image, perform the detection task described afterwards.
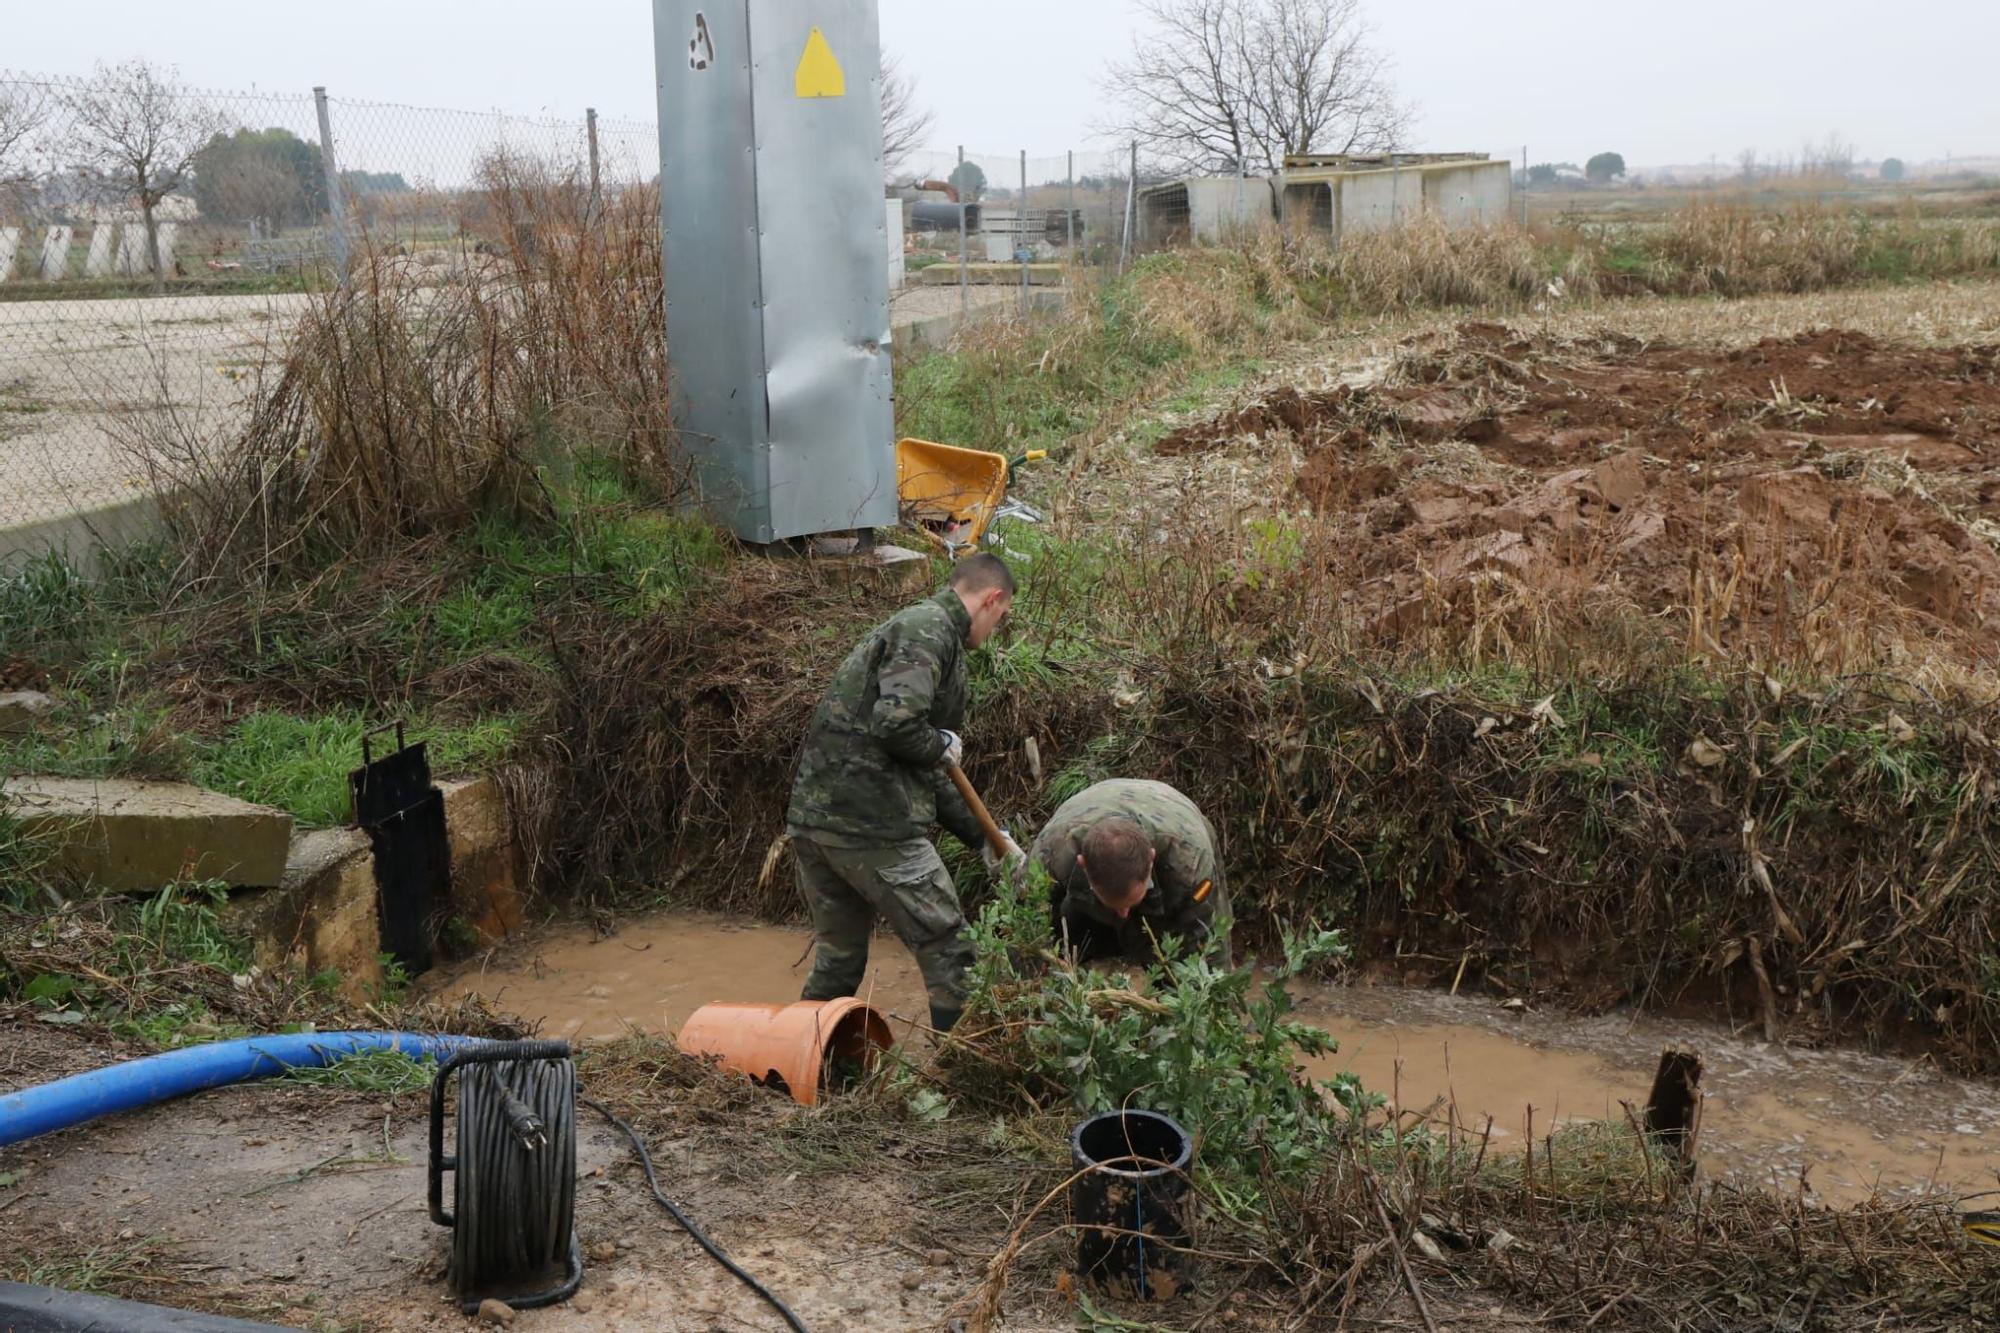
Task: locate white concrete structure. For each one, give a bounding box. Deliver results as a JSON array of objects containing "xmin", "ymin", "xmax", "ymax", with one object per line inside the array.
[
  {"xmin": 886, "ymin": 198, "xmax": 906, "ymax": 291},
  {"xmin": 1137, "ymin": 177, "xmax": 1279, "ymax": 244},
  {"xmin": 39, "ymin": 226, "xmax": 72, "ymax": 280},
  {"xmin": 1281, "ymin": 156, "xmax": 1514, "ymax": 240},
  {"xmin": 83, "ymin": 226, "xmax": 115, "ymax": 277},
  {"xmin": 0, "ymin": 229, "xmax": 19, "ymax": 283},
  {"xmin": 115, "ymin": 224, "xmax": 148, "ymax": 277}
]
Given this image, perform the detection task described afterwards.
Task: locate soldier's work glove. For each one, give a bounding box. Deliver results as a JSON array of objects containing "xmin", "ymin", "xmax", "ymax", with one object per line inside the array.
[
  {"xmin": 983, "ymin": 829, "xmax": 1027, "ymax": 877},
  {"xmin": 937, "ymin": 729, "xmax": 964, "ymax": 768}
]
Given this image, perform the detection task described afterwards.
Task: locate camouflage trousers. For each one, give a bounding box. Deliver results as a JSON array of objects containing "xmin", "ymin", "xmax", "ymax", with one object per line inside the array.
[{"xmin": 791, "ymin": 833, "xmax": 973, "ymax": 1022}]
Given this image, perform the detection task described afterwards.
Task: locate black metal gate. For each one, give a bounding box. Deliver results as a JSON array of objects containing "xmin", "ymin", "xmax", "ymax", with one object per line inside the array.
[{"xmin": 350, "ymin": 721, "xmax": 448, "ymax": 975}]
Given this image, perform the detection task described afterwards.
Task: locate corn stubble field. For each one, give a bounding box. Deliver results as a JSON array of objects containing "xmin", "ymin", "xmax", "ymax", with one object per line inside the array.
[{"xmin": 8, "ymin": 189, "xmax": 2000, "ymax": 1329}]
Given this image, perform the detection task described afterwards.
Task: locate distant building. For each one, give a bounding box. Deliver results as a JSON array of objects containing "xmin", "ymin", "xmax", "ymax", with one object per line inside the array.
[{"xmin": 1138, "ymin": 153, "xmax": 1515, "ymax": 246}]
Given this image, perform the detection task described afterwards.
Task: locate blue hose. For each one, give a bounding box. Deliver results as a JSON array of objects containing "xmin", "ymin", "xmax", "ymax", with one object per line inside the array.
[{"xmin": 0, "ymin": 1031, "xmax": 494, "ymax": 1148}]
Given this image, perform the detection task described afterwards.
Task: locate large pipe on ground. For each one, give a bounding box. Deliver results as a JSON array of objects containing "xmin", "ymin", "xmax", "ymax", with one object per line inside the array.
[{"xmin": 0, "ymin": 1032, "xmax": 494, "ymax": 1148}]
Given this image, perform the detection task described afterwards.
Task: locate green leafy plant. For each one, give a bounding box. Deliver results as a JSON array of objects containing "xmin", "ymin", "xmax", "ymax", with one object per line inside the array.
[{"xmin": 950, "ymin": 867, "xmax": 1375, "ymax": 1186}]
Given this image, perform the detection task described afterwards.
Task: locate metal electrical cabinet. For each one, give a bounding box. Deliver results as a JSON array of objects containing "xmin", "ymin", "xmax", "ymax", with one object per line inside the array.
[{"xmin": 652, "ymin": 0, "xmax": 897, "ymax": 544}]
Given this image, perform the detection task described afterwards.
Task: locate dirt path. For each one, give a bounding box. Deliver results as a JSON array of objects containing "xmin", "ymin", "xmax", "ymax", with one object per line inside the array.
[{"xmin": 0, "ymin": 1025, "xmax": 1057, "ymax": 1332}]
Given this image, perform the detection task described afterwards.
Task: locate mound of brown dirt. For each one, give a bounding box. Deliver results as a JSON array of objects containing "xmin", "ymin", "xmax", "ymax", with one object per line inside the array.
[{"xmin": 1181, "ymin": 325, "xmax": 2000, "ymax": 663}]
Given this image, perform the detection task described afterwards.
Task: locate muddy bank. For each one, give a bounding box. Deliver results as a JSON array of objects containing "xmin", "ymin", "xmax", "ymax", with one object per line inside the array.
[
  {"xmin": 1162, "ymin": 325, "xmax": 2000, "ymax": 662},
  {"xmin": 431, "ymin": 913, "xmax": 2000, "ymax": 1207}
]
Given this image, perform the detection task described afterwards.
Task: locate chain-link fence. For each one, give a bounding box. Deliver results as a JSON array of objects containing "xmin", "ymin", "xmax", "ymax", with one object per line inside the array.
[
  {"xmin": 0, "ymin": 60, "xmax": 1188, "ymax": 559},
  {"xmin": 0, "ymin": 68, "xmax": 657, "ymax": 552},
  {"xmin": 892, "ymin": 146, "xmax": 1141, "ymax": 327}
]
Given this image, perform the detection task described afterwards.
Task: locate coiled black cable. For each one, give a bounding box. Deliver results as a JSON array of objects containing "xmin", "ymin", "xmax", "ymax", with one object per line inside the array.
[
  {"xmin": 446, "ymin": 1049, "xmax": 582, "ymax": 1312},
  {"xmin": 581, "ymin": 1095, "xmax": 811, "ymax": 1333}
]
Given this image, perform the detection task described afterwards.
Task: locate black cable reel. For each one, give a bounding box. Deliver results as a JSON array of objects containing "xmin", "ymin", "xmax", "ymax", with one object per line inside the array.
[
  {"xmin": 424, "ymin": 1037, "xmax": 811, "ymax": 1330},
  {"xmin": 428, "ymin": 1040, "xmax": 583, "ymax": 1313}
]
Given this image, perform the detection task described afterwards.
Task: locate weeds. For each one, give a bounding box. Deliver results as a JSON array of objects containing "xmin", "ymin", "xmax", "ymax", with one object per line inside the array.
[
  {"xmin": 282, "ymin": 1049, "xmax": 438, "ymax": 1095},
  {"xmin": 0, "ymin": 881, "xmax": 521, "ymax": 1047},
  {"xmin": 944, "ymin": 870, "xmax": 1374, "ymax": 1183},
  {"xmin": 190, "ymin": 709, "xmax": 521, "ymax": 827}
]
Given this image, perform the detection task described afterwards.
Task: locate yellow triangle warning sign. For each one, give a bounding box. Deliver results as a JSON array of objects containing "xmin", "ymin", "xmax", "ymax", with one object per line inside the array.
[{"xmin": 794, "ymin": 26, "xmax": 846, "ymax": 98}]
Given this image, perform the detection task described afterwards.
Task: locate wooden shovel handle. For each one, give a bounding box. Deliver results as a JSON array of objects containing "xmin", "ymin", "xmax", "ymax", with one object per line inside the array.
[{"xmin": 946, "ymin": 762, "xmax": 1009, "ymax": 857}]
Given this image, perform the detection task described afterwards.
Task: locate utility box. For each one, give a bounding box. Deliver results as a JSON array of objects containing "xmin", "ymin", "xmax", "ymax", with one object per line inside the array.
[{"xmin": 652, "ymin": 0, "xmax": 896, "ymax": 544}]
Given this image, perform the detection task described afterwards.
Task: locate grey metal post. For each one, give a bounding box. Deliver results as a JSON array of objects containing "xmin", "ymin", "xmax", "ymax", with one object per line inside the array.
[
  {"xmin": 587, "ymin": 108, "xmax": 603, "ymax": 219},
  {"xmin": 956, "ymin": 144, "xmax": 968, "ymax": 316},
  {"xmin": 1120, "ymin": 141, "xmax": 1137, "ymax": 272},
  {"xmin": 313, "ymin": 86, "xmax": 349, "ymax": 281},
  {"xmin": 1065, "ymin": 149, "xmax": 1075, "ymax": 256},
  {"xmin": 1019, "ymin": 149, "xmax": 1029, "ymax": 310}
]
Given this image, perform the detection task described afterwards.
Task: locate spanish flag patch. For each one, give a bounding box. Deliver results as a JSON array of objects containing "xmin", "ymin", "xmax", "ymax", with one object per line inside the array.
[{"xmin": 1192, "ymin": 880, "xmax": 1212, "ymax": 904}]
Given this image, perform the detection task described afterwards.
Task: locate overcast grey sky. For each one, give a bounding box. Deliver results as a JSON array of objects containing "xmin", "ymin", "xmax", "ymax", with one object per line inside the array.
[{"xmin": 12, "ymin": 1, "xmax": 1995, "ymax": 170}]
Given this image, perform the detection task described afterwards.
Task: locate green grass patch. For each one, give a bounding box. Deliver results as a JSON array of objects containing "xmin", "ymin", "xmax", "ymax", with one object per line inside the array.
[
  {"xmin": 192, "ymin": 710, "xmax": 522, "ymax": 827},
  {"xmin": 283, "ymin": 1049, "xmax": 439, "ymax": 1095}
]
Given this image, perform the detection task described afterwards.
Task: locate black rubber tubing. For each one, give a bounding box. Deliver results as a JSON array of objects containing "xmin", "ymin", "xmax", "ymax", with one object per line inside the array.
[
  {"xmin": 448, "ymin": 1049, "xmax": 583, "ymax": 1313},
  {"xmin": 581, "ymin": 1095, "xmax": 812, "ymax": 1333}
]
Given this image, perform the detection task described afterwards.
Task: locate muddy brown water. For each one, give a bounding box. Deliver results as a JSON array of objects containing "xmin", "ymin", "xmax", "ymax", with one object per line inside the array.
[{"xmin": 430, "ymin": 913, "xmax": 2000, "ymax": 1207}]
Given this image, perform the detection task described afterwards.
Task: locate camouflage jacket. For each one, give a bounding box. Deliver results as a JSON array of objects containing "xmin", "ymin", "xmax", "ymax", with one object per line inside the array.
[
  {"xmin": 1029, "ymin": 779, "xmax": 1230, "ymax": 966},
  {"xmin": 785, "ymin": 586, "xmax": 985, "ymax": 849}
]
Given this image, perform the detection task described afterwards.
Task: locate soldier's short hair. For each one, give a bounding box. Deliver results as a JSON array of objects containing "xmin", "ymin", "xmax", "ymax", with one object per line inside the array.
[
  {"xmin": 1081, "ymin": 816, "xmax": 1151, "ymax": 893},
  {"xmin": 950, "ymin": 552, "xmax": 1016, "ymax": 597}
]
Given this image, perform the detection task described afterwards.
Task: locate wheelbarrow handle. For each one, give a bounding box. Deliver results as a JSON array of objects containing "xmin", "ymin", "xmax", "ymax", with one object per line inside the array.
[{"xmin": 1004, "ymin": 449, "xmax": 1047, "ymax": 483}]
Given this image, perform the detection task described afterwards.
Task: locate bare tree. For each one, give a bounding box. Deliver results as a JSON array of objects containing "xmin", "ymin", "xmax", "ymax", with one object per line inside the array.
[
  {"xmin": 1107, "ymin": 0, "xmax": 1408, "ymax": 177},
  {"xmin": 61, "ymin": 60, "xmax": 224, "ymax": 293},
  {"xmin": 0, "ymin": 83, "xmax": 47, "ymax": 185},
  {"xmin": 880, "ymin": 51, "xmax": 935, "ymax": 175}
]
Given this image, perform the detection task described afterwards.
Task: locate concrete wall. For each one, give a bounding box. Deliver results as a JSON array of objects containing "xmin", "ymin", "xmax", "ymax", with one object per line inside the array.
[
  {"xmin": 1422, "ymin": 160, "xmax": 1514, "ymax": 227},
  {"xmin": 1335, "ymin": 168, "xmax": 1427, "ymax": 234},
  {"xmin": 1185, "ymin": 178, "xmax": 1276, "ymax": 241},
  {"xmin": 1140, "ymin": 178, "xmax": 1277, "ymax": 244},
  {"xmin": 1282, "ymin": 158, "xmax": 1514, "ymax": 241}
]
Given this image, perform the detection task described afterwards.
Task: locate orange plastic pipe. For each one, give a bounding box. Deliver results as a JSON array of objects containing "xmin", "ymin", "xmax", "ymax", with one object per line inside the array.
[{"xmin": 676, "ymin": 998, "xmax": 894, "ymax": 1107}]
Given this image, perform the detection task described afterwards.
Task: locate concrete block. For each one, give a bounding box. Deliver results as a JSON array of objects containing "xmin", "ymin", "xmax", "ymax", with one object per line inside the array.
[
  {"xmin": 116, "ymin": 225, "xmax": 148, "ymax": 278},
  {"xmin": 247, "ymin": 827, "xmax": 383, "ymax": 1000},
  {"xmin": 2, "ymin": 777, "xmax": 293, "ymax": 893},
  {"xmin": 0, "ymin": 227, "xmax": 19, "ymax": 282},
  {"xmin": 83, "ymin": 226, "xmax": 115, "ymax": 278},
  {"xmin": 439, "ymin": 776, "xmax": 528, "ymax": 948},
  {"xmin": 39, "ymin": 225, "xmax": 72, "ymax": 280},
  {"xmin": 0, "ymin": 691, "xmax": 58, "ymax": 736}
]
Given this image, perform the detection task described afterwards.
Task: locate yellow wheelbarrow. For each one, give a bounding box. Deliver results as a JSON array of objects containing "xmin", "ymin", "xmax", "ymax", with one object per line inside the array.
[{"xmin": 896, "ymin": 438, "xmax": 1045, "ymax": 555}]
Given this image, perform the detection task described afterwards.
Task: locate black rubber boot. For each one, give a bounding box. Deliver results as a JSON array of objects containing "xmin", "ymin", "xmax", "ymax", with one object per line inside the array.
[{"xmin": 929, "ymin": 1003, "xmax": 964, "ymax": 1035}]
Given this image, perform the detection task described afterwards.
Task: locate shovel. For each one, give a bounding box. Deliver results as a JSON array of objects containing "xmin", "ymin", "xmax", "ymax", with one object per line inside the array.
[{"xmin": 945, "ymin": 761, "xmax": 1014, "ymax": 866}]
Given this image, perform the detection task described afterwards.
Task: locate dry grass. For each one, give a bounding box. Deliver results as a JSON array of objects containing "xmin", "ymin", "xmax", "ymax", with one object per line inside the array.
[{"xmin": 129, "ymin": 149, "xmax": 680, "ymax": 586}]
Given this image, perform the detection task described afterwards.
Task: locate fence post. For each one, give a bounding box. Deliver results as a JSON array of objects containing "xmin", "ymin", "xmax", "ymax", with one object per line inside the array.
[
  {"xmin": 956, "ymin": 144, "xmax": 968, "ymax": 316},
  {"xmin": 1120, "ymin": 142, "xmax": 1137, "ymax": 273},
  {"xmin": 587, "ymin": 108, "xmax": 603, "ymax": 220},
  {"xmin": 1065, "ymin": 149, "xmax": 1075, "ymax": 256},
  {"xmin": 1019, "ymin": 149, "xmax": 1028, "ymax": 311},
  {"xmin": 312, "ymin": 86, "xmax": 349, "ymax": 283}
]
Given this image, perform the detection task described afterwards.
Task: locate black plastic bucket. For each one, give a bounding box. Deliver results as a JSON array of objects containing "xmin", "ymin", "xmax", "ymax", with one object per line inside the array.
[{"xmin": 1069, "ymin": 1109, "xmax": 1194, "ymax": 1300}]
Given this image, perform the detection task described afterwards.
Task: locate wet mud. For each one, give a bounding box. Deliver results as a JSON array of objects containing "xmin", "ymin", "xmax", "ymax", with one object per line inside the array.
[{"xmin": 432, "ymin": 913, "xmax": 2000, "ymax": 1207}]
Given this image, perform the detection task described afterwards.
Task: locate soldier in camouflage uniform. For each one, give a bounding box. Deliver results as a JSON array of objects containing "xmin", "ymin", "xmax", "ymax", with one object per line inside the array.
[
  {"xmin": 786, "ymin": 554, "xmax": 1023, "ymax": 1034},
  {"xmin": 1029, "ymin": 778, "xmax": 1231, "ymax": 969}
]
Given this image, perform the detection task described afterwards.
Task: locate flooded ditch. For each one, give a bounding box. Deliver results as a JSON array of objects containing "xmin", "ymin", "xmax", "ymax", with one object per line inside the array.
[{"xmin": 430, "ymin": 912, "xmax": 2000, "ymax": 1209}]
